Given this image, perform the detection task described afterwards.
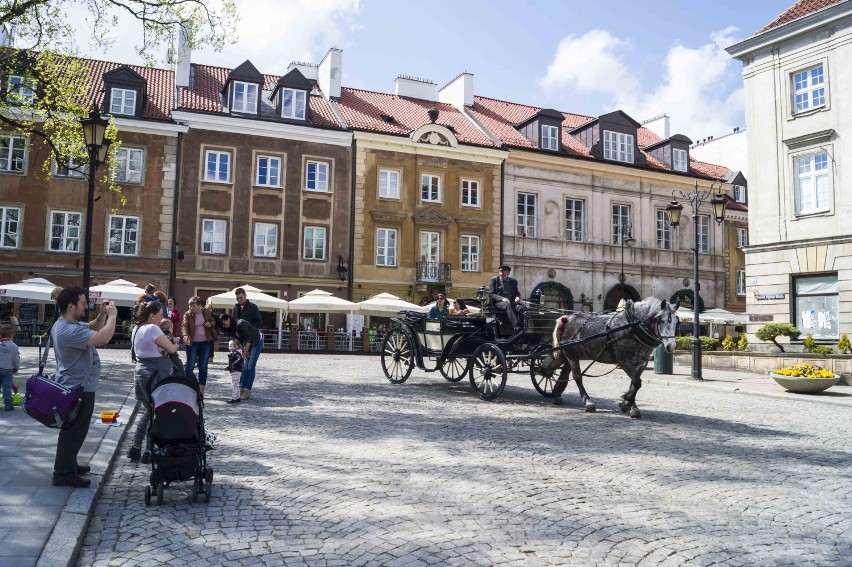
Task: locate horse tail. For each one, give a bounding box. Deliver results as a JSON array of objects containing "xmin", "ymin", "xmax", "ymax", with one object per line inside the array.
[{"xmin": 540, "ymin": 315, "xmax": 569, "ymax": 373}]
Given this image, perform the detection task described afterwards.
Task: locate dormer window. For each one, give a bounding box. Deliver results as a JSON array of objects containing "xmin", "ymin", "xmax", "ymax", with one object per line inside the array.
[
  {"xmin": 541, "ymin": 125, "xmax": 559, "ymax": 151},
  {"xmin": 7, "ymin": 76, "xmax": 35, "ymax": 105},
  {"xmin": 110, "ymin": 88, "xmax": 137, "ymax": 115},
  {"xmin": 232, "ymin": 81, "xmax": 258, "ymax": 113},
  {"xmin": 603, "ymin": 130, "xmax": 634, "ymax": 163},
  {"xmin": 282, "ymin": 88, "xmax": 306, "ymax": 120},
  {"xmin": 673, "ymin": 148, "xmax": 688, "ymax": 172}
]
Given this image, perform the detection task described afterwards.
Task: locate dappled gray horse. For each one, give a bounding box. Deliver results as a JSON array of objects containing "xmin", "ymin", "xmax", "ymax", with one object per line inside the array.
[{"xmin": 539, "ymin": 298, "xmax": 679, "ymax": 418}]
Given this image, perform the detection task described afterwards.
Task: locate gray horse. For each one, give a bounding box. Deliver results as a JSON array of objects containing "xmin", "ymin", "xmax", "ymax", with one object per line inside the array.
[{"xmin": 538, "ymin": 298, "xmax": 679, "ymax": 418}]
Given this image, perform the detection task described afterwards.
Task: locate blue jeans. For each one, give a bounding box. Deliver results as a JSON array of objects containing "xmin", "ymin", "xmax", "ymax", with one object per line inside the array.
[
  {"xmin": 1, "ymin": 370, "xmax": 12, "ymax": 407},
  {"xmin": 240, "ymin": 336, "xmax": 263, "ymax": 390},
  {"xmin": 184, "ymin": 340, "xmax": 212, "ymax": 385}
]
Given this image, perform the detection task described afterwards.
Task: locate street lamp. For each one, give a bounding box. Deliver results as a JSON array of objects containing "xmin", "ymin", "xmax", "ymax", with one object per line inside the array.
[
  {"xmin": 79, "ymin": 107, "xmax": 111, "ymax": 305},
  {"xmin": 665, "ymin": 180, "xmax": 726, "ymax": 381},
  {"xmin": 618, "ymin": 221, "xmax": 637, "ymax": 306}
]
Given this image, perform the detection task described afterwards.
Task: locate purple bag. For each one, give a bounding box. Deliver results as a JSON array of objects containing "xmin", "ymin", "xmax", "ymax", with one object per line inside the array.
[{"xmin": 22, "ymin": 374, "xmax": 83, "ymax": 429}]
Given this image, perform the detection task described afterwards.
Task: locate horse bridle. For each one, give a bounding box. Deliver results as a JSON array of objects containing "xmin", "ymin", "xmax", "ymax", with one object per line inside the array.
[{"xmin": 624, "ymin": 301, "xmax": 677, "ymax": 347}]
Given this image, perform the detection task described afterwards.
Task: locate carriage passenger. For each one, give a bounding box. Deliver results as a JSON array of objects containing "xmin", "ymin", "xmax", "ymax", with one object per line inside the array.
[
  {"xmin": 450, "ymin": 299, "xmax": 469, "ymax": 315},
  {"xmin": 428, "ymin": 293, "xmax": 449, "ymax": 319}
]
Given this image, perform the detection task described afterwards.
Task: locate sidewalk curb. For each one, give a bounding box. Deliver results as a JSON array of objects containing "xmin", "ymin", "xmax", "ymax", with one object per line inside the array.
[
  {"xmin": 643, "ymin": 376, "xmax": 852, "ymax": 408},
  {"xmin": 36, "ymin": 375, "xmax": 140, "ymax": 567}
]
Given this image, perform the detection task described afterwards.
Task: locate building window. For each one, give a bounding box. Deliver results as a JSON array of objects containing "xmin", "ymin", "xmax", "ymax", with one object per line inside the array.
[
  {"xmin": 736, "ymin": 270, "xmax": 746, "ymax": 296},
  {"xmin": 256, "ymin": 156, "xmax": 280, "ymax": 187},
  {"xmin": 656, "ymin": 209, "xmax": 672, "ymax": 250},
  {"xmin": 420, "ymin": 231, "xmax": 440, "ymax": 265},
  {"xmin": 201, "ymin": 219, "xmax": 226, "ymax": 255},
  {"xmin": 49, "ymin": 211, "xmax": 81, "ymax": 252},
  {"xmin": 115, "ymin": 147, "xmax": 144, "ymax": 184},
  {"xmin": 54, "ymin": 156, "xmax": 86, "ymax": 179},
  {"xmin": 379, "ymin": 170, "xmax": 399, "ymax": 199},
  {"xmin": 673, "ymin": 148, "xmax": 688, "ymax": 172},
  {"xmin": 303, "ymin": 226, "xmax": 326, "ymax": 260},
  {"xmin": 205, "ymin": 150, "xmax": 230, "ymax": 183},
  {"xmin": 793, "ymin": 65, "xmax": 825, "ymax": 113},
  {"xmin": 461, "ymin": 179, "xmax": 480, "ymax": 207},
  {"xmin": 281, "ymin": 88, "xmax": 306, "ymax": 119},
  {"xmin": 0, "ymin": 206, "xmax": 20, "ymax": 249},
  {"xmin": 7, "ymin": 76, "xmax": 35, "ymax": 105},
  {"xmin": 603, "ymin": 130, "xmax": 634, "ymax": 163},
  {"xmin": 794, "ymin": 273, "xmax": 838, "ymax": 339},
  {"xmin": 517, "ymin": 192, "xmax": 537, "ymax": 238},
  {"xmin": 460, "ymin": 235, "xmax": 480, "ymax": 272},
  {"xmin": 612, "ymin": 204, "xmax": 631, "ymax": 244},
  {"xmin": 541, "ymin": 124, "xmax": 559, "ymax": 151},
  {"xmin": 376, "ymin": 228, "xmax": 397, "ymax": 267},
  {"xmin": 231, "ymin": 81, "xmax": 258, "ymax": 113},
  {"xmin": 253, "ymin": 222, "xmax": 278, "ymax": 257},
  {"xmin": 733, "ymin": 185, "xmax": 747, "ymax": 203},
  {"xmin": 107, "ymin": 215, "xmax": 139, "ymax": 256},
  {"xmin": 565, "ymin": 198, "xmax": 584, "ymax": 242},
  {"xmin": 795, "ymin": 152, "xmax": 830, "ymax": 215},
  {"xmin": 0, "ymin": 135, "xmax": 26, "ymax": 173},
  {"xmin": 109, "ymin": 88, "xmax": 136, "ymax": 115},
  {"xmin": 737, "ymin": 228, "xmax": 748, "ymax": 248},
  {"xmin": 420, "ymin": 174, "xmax": 440, "ymax": 203},
  {"xmin": 306, "ymin": 160, "xmax": 329, "ymax": 192},
  {"xmin": 697, "ymin": 214, "xmax": 710, "ymax": 253}
]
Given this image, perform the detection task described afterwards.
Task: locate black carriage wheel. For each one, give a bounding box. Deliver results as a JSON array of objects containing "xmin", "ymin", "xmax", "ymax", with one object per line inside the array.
[
  {"xmin": 156, "ymin": 483, "xmax": 164, "ymax": 505},
  {"xmin": 144, "ymin": 486, "xmax": 151, "ymax": 507},
  {"xmin": 204, "ymin": 482, "xmax": 212, "ymax": 503},
  {"xmin": 191, "ymin": 481, "xmax": 199, "ymax": 503},
  {"xmin": 381, "ymin": 329, "xmax": 415, "ymax": 384},
  {"xmin": 530, "ymin": 358, "xmax": 557, "ymax": 398},
  {"xmin": 469, "ymin": 343, "xmax": 508, "ymax": 401},
  {"xmin": 439, "ymin": 357, "xmax": 468, "ymax": 382},
  {"xmin": 205, "ymin": 468, "xmax": 213, "ymax": 486}
]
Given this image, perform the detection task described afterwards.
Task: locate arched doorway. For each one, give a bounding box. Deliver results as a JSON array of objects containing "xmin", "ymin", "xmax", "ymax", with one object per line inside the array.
[
  {"xmin": 529, "ymin": 282, "xmax": 573, "ymax": 310},
  {"xmin": 603, "ymin": 284, "xmax": 640, "ymax": 311},
  {"xmin": 670, "ymin": 289, "xmax": 705, "ymax": 312}
]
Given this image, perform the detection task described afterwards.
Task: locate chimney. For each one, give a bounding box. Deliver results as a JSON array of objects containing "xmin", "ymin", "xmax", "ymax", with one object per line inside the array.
[
  {"xmin": 175, "ymin": 25, "xmax": 192, "ymax": 88},
  {"xmin": 287, "ymin": 61, "xmax": 318, "ymax": 82},
  {"xmin": 318, "ymin": 47, "xmax": 342, "ymax": 99},
  {"xmin": 641, "ymin": 114, "xmax": 670, "ymax": 140},
  {"xmin": 394, "ymin": 75, "xmax": 436, "ymax": 102},
  {"xmin": 438, "ymin": 72, "xmax": 474, "ymax": 108}
]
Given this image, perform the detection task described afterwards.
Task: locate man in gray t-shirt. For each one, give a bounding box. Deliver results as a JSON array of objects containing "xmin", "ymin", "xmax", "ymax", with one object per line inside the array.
[{"xmin": 50, "ymin": 287, "xmax": 117, "ymax": 488}]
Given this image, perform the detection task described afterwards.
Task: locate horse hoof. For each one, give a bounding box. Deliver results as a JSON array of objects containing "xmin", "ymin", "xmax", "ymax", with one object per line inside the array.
[
  {"xmin": 619, "ymin": 401, "xmax": 630, "ymax": 413},
  {"xmin": 553, "ymin": 396, "xmax": 564, "ymax": 406},
  {"xmin": 585, "ymin": 403, "xmax": 596, "ymax": 413},
  {"xmin": 629, "ymin": 408, "xmax": 642, "ymax": 419}
]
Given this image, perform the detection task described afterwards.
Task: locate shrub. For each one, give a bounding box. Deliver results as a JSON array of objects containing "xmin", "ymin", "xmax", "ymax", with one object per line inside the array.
[
  {"xmin": 737, "ymin": 334, "xmax": 748, "ymax": 351},
  {"xmin": 837, "ymin": 334, "xmax": 851, "ymax": 354},
  {"xmin": 803, "ymin": 334, "xmax": 816, "ymax": 352},
  {"xmin": 674, "ymin": 336, "xmax": 719, "ymax": 351},
  {"xmin": 675, "ymin": 336, "xmax": 691, "ymax": 351},
  {"xmin": 721, "ymin": 336, "xmax": 736, "ymax": 351},
  {"xmin": 773, "ymin": 362, "xmax": 835, "ymax": 378},
  {"xmin": 813, "ymin": 345, "xmax": 833, "ymax": 355},
  {"xmin": 701, "ymin": 337, "xmax": 720, "ymax": 351},
  {"xmin": 755, "ymin": 323, "xmax": 801, "ymax": 352}
]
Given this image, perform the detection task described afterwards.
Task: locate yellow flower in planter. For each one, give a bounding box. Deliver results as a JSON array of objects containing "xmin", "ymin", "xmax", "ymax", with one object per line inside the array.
[{"xmin": 773, "ymin": 362, "xmax": 836, "ymax": 378}]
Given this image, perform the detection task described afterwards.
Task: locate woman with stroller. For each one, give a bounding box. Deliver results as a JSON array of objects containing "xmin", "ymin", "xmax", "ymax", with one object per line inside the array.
[{"xmin": 127, "ymin": 301, "xmax": 180, "ymax": 463}]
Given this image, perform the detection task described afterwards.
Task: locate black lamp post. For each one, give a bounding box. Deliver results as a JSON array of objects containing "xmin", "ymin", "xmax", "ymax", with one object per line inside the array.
[
  {"xmin": 79, "ymin": 107, "xmax": 111, "ymax": 305},
  {"xmin": 665, "ymin": 180, "xmax": 726, "ymax": 381},
  {"xmin": 618, "ymin": 221, "xmax": 637, "ymax": 306}
]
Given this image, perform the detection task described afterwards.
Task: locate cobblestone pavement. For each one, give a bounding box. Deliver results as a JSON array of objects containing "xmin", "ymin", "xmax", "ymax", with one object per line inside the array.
[{"xmin": 79, "ymin": 351, "xmax": 852, "ymax": 566}]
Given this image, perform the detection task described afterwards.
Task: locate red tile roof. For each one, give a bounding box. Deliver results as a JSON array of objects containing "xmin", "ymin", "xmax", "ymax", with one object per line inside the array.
[
  {"xmin": 334, "ymin": 87, "xmax": 496, "ymax": 147},
  {"xmin": 72, "ymin": 57, "xmax": 173, "ymax": 121},
  {"xmin": 690, "ymin": 159, "xmax": 732, "ymax": 180},
  {"xmin": 758, "ymin": 0, "xmax": 845, "ymax": 33}
]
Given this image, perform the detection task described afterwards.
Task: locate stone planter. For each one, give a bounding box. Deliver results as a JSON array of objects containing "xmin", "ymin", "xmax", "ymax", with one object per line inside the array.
[{"xmin": 769, "ymin": 372, "xmax": 840, "ymax": 394}]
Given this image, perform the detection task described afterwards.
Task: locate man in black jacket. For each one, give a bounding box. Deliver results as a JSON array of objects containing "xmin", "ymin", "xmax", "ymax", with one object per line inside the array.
[
  {"xmin": 219, "ymin": 313, "xmax": 262, "ymax": 400},
  {"xmin": 489, "ymin": 265, "xmax": 522, "ymax": 330},
  {"xmin": 233, "ymin": 288, "xmax": 263, "ymax": 329}
]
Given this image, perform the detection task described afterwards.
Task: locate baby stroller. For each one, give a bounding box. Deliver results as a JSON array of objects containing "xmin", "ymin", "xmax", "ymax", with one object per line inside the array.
[{"xmin": 143, "ymin": 374, "xmax": 213, "ymax": 505}]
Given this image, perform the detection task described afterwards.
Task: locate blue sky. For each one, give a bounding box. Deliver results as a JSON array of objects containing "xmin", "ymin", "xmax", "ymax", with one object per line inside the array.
[{"xmin": 66, "ymin": 0, "xmax": 794, "ymax": 139}]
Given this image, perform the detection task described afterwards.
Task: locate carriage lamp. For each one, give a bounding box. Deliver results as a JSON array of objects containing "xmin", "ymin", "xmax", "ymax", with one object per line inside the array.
[{"xmin": 80, "ymin": 106, "xmax": 112, "ymax": 306}]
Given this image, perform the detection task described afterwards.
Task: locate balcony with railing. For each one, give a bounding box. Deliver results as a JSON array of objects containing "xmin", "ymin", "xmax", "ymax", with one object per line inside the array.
[{"xmin": 416, "ymin": 261, "xmax": 452, "ymax": 285}]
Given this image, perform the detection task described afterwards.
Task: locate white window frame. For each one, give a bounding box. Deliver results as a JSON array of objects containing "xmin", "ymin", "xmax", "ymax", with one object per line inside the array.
[
  {"xmin": 0, "ymin": 135, "xmax": 27, "ymax": 173},
  {"xmin": 281, "ymin": 88, "xmax": 306, "ymax": 120},
  {"xmin": 736, "ymin": 270, "xmax": 746, "ymax": 296},
  {"xmin": 201, "ymin": 218, "xmax": 227, "ymax": 255},
  {"xmin": 612, "ymin": 204, "xmax": 631, "ymax": 245},
  {"xmin": 48, "ymin": 210, "xmax": 81, "ymax": 252},
  {"xmin": 231, "ymin": 81, "xmax": 258, "ymax": 113},
  {"xmin": 378, "ymin": 169, "xmax": 400, "ymax": 199},
  {"xmin": 737, "ymin": 228, "xmax": 748, "ymax": 249},
  {"xmin": 54, "ymin": 156, "xmax": 86, "ymax": 179},
  {"xmin": 306, "ymin": 160, "xmax": 330, "ymax": 192},
  {"xmin": 107, "ymin": 214, "xmax": 139, "ymax": 256},
  {"xmin": 656, "ymin": 209, "xmax": 672, "ymax": 250},
  {"xmin": 303, "ymin": 226, "xmax": 326, "ymax": 260},
  {"xmin": 672, "ymin": 148, "xmax": 688, "ymax": 172},
  {"xmin": 256, "ymin": 156, "xmax": 281, "ymax": 187},
  {"xmin": 541, "ymin": 124, "xmax": 559, "ymax": 151},
  {"xmin": 253, "ymin": 222, "xmax": 278, "ymax": 257},
  {"xmin": 792, "ymin": 65, "xmax": 826, "ymax": 114},
  {"xmin": 7, "ymin": 75, "xmax": 35, "ymax": 105},
  {"xmin": 565, "ymin": 198, "xmax": 584, "ymax": 242},
  {"xmin": 461, "ymin": 179, "xmax": 480, "ymax": 207},
  {"xmin": 109, "ymin": 88, "xmax": 136, "ymax": 116},
  {"xmin": 420, "ymin": 173, "xmax": 441, "ymax": 203},
  {"xmin": 460, "ymin": 235, "xmax": 480, "ymax": 272},
  {"xmin": 419, "ymin": 231, "xmax": 441, "ymax": 265},
  {"xmin": 0, "ymin": 206, "xmax": 21, "ymax": 249},
  {"xmin": 733, "ymin": 185, "xmax": 746, "ymax": 203},
  {"xmin": 376, "ymin": 227, "xmax": 397, "ymax": 267},
  {"xmin": 205, "ymin": 150, "xmax": 231, "ymax": 183},
  {"xmin": 603, "ymin": 130, "xmax": 634, "ymax": 163},
  {"xmin": 114, "ymin": 147, "xmax": 144, "ymax": 184},
  {"xmin": 697, "ymin": 214, "xmax": 710, "ymax": 254},
  {"xmin": 517, "ymin": 192, "xmax": 537, "ymax": 238},
  {"xmin": 794, "ymin": 151, "xmax": 830, "ymax": 215}
]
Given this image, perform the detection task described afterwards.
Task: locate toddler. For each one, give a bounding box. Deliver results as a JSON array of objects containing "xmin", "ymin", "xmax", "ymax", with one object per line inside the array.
[
  {"xmin": 226, "ymin": 339, "xmax": 243, "ymax": 404},
  {"xmin": 158, "ymin": 319, "xmax": 185, "ymax": 374},
  {"xmin": 0, "ymin": 324, "xmax": 20, "ymax": 411}
]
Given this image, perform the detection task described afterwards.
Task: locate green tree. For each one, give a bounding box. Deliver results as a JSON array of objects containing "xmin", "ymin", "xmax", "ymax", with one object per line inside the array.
[{"xmin": 755, "ymin": 323, "xmax": 801, "ymax": 353}]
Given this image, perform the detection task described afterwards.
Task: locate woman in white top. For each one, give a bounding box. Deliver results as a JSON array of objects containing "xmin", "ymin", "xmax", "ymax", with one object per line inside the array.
[{"xmin": 127, "ymin": 301, "xmax": 179, "ymax": 463}]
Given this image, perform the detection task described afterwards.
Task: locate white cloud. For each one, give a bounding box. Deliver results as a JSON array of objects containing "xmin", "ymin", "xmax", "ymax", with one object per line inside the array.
[{"xmin": 539, "ymin": 27, "xmax": 744, "ymax": 140}]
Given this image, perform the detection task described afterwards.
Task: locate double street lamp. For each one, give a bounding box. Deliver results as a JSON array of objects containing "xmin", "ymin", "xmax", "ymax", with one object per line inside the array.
[
  {"xmin": 79, "ymin": 107, "xmax": 111, "ymax": 305},
  {"xmin": 665, "ymin": 180, "xmax": 726, "ymax": 381},
  {"xmin": 617, "ymin": 222, "xmax": 637, "ymax": 305}
]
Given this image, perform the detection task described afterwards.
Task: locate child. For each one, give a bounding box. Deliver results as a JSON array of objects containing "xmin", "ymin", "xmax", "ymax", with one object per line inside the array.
[
  {"xmin": 0, "ymin": 324, "xmax": 20, "ymax": 411},
  {"xmin": 158, "ymin": 319, "xmax": 185, "ymax": 375},
  {"xmin": 226, "ymin": 339, "xmax": 243, "ymax": 404}
]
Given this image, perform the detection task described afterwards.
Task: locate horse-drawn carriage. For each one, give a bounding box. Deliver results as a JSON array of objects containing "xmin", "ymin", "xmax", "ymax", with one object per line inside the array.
[{"xmin": 380, "ymin": 288, "xmax": 680, "ymax": 417}]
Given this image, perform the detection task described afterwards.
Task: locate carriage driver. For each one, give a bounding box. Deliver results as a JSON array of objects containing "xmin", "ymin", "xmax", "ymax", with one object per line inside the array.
[{"xmin": 489, "ymin": 265, "xmax": 522, "ymax": 330}]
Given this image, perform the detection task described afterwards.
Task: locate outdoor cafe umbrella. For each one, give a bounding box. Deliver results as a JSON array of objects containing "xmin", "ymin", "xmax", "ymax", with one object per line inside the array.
[
  {"xmin": 206, "ymin": 285, "xmax": 289, "ymax": 348},
  {"xmin": 88, "ymin": 279, "xmax": 147, "ymax": 307},
  {"xmin": 0, "ymin": 277, "xmax": 60, "ymax": 303},
  {"xmin": 356, "ymin": 292, "xmax": 426, "ymax": 317},
  {"xmin": 286, "ymin": 289, "xmax": 358, "ymax": 313}
]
